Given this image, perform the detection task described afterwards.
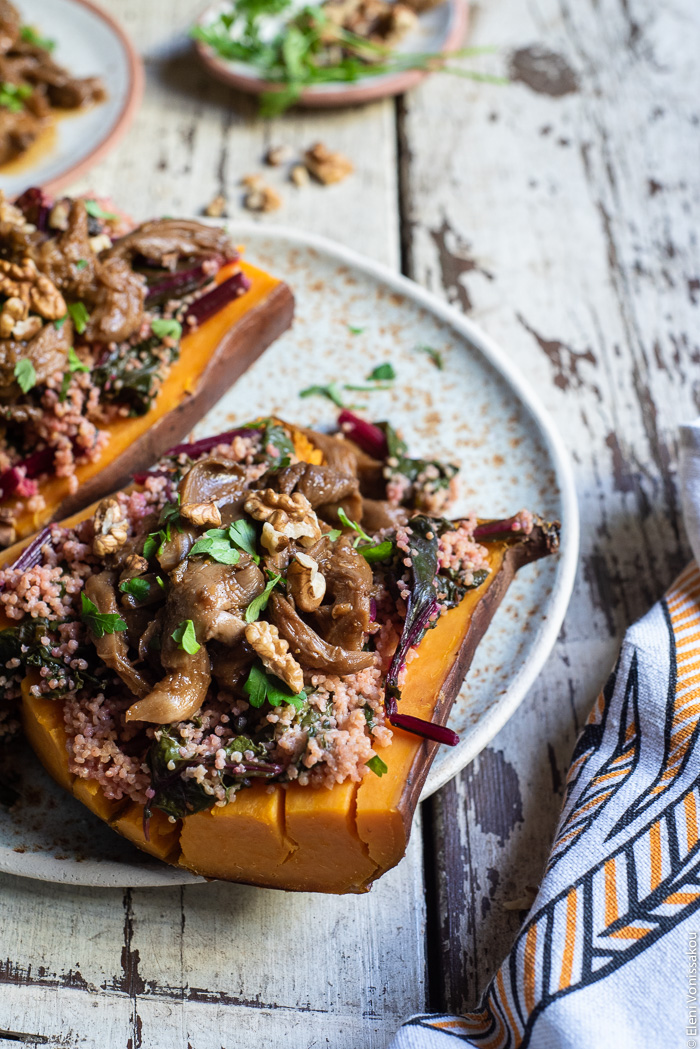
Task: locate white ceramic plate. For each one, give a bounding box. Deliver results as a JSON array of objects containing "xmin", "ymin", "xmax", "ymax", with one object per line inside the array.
[
  {"xmin": 0, "ymin": 0, "xmax": 143, "ymax": 198},
  {"xmin": 0, "ymin": 225, "xmax": 578, "ymax": 886},
  {"xmin": 195, "ymin": 0, "xmax": 469, "ymax": 107}
]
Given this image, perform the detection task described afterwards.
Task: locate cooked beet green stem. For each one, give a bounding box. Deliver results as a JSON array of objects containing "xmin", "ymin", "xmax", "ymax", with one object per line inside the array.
[
  {"xmin": 337, "ymin": 409, "xmax": 388, "ymax": 460},
  {"xmin": 389, "ymin": 713, "xmax": 459, "ymax": 747},
  {"xmin": 473, "ymin": 515, "xmax": 529, "ymax": 541},
  {"xmin": 185, "ymin": 271, "xmax": 251, "ymax": 327}
]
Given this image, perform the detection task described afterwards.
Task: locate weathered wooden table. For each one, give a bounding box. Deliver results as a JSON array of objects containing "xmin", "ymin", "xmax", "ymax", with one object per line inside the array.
[{"xmin": 1, "ymin": 0, "xmax": 697, "ymax": 1044}]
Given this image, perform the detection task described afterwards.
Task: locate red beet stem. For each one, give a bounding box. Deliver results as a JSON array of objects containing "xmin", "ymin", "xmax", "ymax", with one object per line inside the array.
[
  {"xmin": 473, "ymin": 515, "xmax": 528, "ymax": 541},
  {"xmin": 163, "ymin": 426, "xmax": 259, "ymax": 460},
  {"xmin": 144, "ymin": 258, "xmax": 224, "ymax": 308},
  {"xmin": 184, "ymin": 271, "xmax": 251, "ymax": 328},
  {"xmin": 9, "ymin": 526, "xmax": 52, "ymax": 574},
  {"xmin": 338, "ymin": 410, "xmax": 388, "ymax": 460},
  {"xmin": 389, "ymin": 713, "xmax": 459, "ymax": 746}
]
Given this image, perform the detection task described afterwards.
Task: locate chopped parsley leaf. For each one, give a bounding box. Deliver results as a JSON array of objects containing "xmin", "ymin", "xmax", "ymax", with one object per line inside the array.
[
  {"xmin": 417, "ymin": 345, "xmax": 444, "ymax": 370},
  {"xmin": 337, "ymin": 507, "xmax": 371, "ymax": 547},
  {"xmin": 20, "ymin": 26, "xmax": 55, "ymax": 51},
  {"xmin": 80, "ymin": 593, "xmax": 127, "ymax": 639},
  {"xmin": 172, "ymin": 619, "xmax": 200, "ymax": 654},
  {"xmin": 84, "ymin": 200, "xmax": 117, "ymax": 221},
  {"xmin": 299, "ymin": 382, "xmax": 347, "ymax": 408},
  {"xmin": 67, "ymin": 301, "xmax": 90, "ymax": 334},
  {"xmin": 245, "ymin": 574, "xmax": 281, "ymax": 623},
  {"xmin": 151, "ymin": 318, "xmax": 182, "ymax": 341},
  {"xmin": 367, "ymin": 362, "xmax": 395, "ymax": 382},
  {"xmin": 366, "ymin": 754, "xmax": 388, "ymax": 777},
  {"xmin": 243, "ymin": 661, "xmax": 306, "ymax": 711},
  {"xmin": 119, "ymin": 577, "xmax": 152, "ymax": 601},
  {"xmin": 14, "ymin": 359, "xmax": 36, "ymax": 394}
]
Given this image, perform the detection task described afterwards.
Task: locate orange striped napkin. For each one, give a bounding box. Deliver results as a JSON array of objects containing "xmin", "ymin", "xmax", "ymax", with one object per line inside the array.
[{"xmin": 389, "ymin": 428, "xmax": 700, "ymax": 1047}]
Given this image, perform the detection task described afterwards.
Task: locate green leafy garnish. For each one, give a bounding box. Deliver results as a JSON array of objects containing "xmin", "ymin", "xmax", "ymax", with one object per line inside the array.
[
  {"xmin": 67, "ymin": 301, "xmax": 90, "ymax": 335},
  {"xmin": 75, "ymin": 259, "xmax": 88, "ymax": 271},
  {"xmin": 80, "ymin": 593, "xmax": 127, "ymax": 639},
  {"xmin": 151, "ymin": 318, "xmax": 183, "ymax": 341},
  {"xmin": 254, "ymin": 418, "xmax": 295, "ymax": 467},
  {"xmin": 243, "ymin": 661, "xmax": 306, "ymax": 711},
  {"xmin": 299, "ymin": 382, "xmax": 347, "ymax": 408},
  {"xmin": 20, "ymin": 25, "xmax": 56, "ymax": 51},
  {"xmin": 0, "ymin": 82, "xmax": 32, "ymax": 113},
  {"xmin": 14, "ymin": 359, "xmax": 36, "ymax": 394},
  {"xmin": 190, "ymin": 529, "xmax": 241, "ymax": 565},
  {"xmin": 366, "ymin": 754, "xmax": 388, "ymax": 777},
  {"xmin": 172, "ymin": 619, "xmax": 200, "ymax": 654},
  {"xmin": 337, "ymin": 507, "xmax": 371, "ymax": 547},
  {"xmin": 348, "ymin": 325, "xmax": 365, "ymax": 335},
  {"xmin": 245, "ymin": 573, "xmax": 281, "ymax": 623},
  {"xmin": 84, "ymin": 200, "xmax": 117, "ymax": 221},
  {"xmin": 326, "ymin": 528, "xmax": 342, "ymax": 541},
  {"xmin": 159, "ymin": 496, "xmax": 182, "ymax": 535},
  {"xmin": 59, "ymin": 347, "xmax": 90, "ymax": 402},
  {"xmin": 367, "ymin": 362, "xmax": 395, "ymax": 382},
  {"xmin": 54, "ymin": 315, "xmax": 67, "ymax": 330},
  {"xmin": 119, "ymin": 577, "xmax": 152, "ymax": 601},
  {"xmin": 357, "ymin": 539, "xmax": 395, "ymax": 563},
  {"xmin": 143, "ymin": 530, "xmax": 168, "ymax": 559},
  {"xmin": 417, "ymin": 345, "xmax": 444, "ymax": 370},
  {"xmin": 228, "ymin": 518, "xmax": 260, "ymax": 563}
]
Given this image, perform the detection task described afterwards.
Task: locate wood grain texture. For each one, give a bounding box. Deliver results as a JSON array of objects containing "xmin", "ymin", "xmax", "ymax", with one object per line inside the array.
[{"xmin": 402, "ymin": 0, "xmax": 700, "ymax": 1012}]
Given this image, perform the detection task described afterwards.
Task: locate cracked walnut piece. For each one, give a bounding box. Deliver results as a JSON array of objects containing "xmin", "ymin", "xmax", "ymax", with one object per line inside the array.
[
  {"xmin": 287, "ymin": 552, "xmax": 326, "ymax": 612},
  {"xmin": 241, "ymin": 174, "xmax": 283, "ymax": 213},
  {"xmin": 93, "ymin": 497, "xmax": 129, "ymax": 557},
  {"xmin": 304, "ymin": 143, "xmax": 354, "ymax": 185},
  {"xmin": 0, "ymin": 258, "xmax": 66, "ymax": 321},
  {"xmin": 243, "ymin": 490, "xmax": 322, "ymax": 553},
  {"xmin": 245, "ymin": 619, "xmax": 305, "ymax": 694},
  {"xmin": 181, "ymin": 501, "xmax": 222, "ymax": 528}
]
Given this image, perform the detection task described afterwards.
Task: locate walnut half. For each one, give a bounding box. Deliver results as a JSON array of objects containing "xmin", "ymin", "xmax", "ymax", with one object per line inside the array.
[
  {"xmin": 244, "ymin": 490, "xmax": 322, "ymax": 553},
  {"xmin": 93, "ymin": 497, "xmax": 129, "ymax": 557},
  {"xmin": 245, "ymin": 619, "xmax": 305, "ymax": 694},
  {"xmin": 287, "ymin": 552, "xmax": 326, "ymax": 612},
  {"xmin": 181, "ymin": 501, "xmax": 222, "ymax": 529}
]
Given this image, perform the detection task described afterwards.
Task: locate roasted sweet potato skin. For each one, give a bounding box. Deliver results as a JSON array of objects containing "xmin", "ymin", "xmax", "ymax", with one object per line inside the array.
[
  {"xmin": 2, "ymin": 514, "xmax": 556, "ymax": 893},
  {"xmin": 1, "ymin": 260, "xmax": 294, "ymax": 542}
]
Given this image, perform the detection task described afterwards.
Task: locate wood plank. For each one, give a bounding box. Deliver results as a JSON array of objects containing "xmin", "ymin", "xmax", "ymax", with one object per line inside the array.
[
  {"xmin": 401, "ymin": 0, "xmax": 700, "ymax": 1011},
  {"xmin": 0, "ymin": 2, "xmax": 425, "ymax": 1047}
]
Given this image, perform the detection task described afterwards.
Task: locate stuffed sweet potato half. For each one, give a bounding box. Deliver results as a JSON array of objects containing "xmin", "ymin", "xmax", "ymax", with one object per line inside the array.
[
  {"xmin": 0, "ymin": 416, "xmax": 558, "ymax": 892},
  {"xmin": 0, "ymin": 188, "xmax": 293, "ymax": 545}
]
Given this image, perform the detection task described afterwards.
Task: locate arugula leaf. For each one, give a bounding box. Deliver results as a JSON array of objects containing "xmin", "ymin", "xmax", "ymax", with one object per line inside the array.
[
  {"xmin": 172, "ymin": 619, "xmax": 200, "ymax": 654},
  {"xmin": 417, "ymin": 345, "xmax": 444, "ymax": 370},
  {"xmin": 14, "ymin": 359, "xmax": 36, "ymax": 394},
  {"xmin": 299, "ymin": 382, "xmax": 347, "ymax": 408},
  {"xmin": 67, "ymin": 301, "xmax": 90, "ymax": 335},
  {"xmin": 189, "ymin": 530, "xmax": 241, "ymax": 565},
  {"xmin": 243, "ymin": 661, "xmax": 306, "ymax": 710},
  {"xmin": 20, "ymin": 25, "xmax": 55, "ymax": 51},
  {"xmin": 151, "ymin": 318, "xmax": 182, "ymax": 341},
  {"xmin": 228, "ymin": 519, "xmax": 260, "ymax": 563},
  {"xmin": 119, "ymin": 577, "xmax": 152, "ymax": 601},
  {"xmin": 367, "ymin": 362, "xmax": 395, "ymax": 382},
  {"xmin": 366, "ymin": 754, "xmax": 388, "ymax": 777},
  {"xmin": 84, "ymin": 200, "xmax": 117, "ymax": 221},
  {"xmin": 80, "ymin": 593, "xmax": 127, "ymax": 639},
  {"xmin": 245, "ymin": 574, "xmax": 281, "ymax": 623},
  {"xmin": 337, "ymin": 507, "xmax": 371, "ymax": 547}
]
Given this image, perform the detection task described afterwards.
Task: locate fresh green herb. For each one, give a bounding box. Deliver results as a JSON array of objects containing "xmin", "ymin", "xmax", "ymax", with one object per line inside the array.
[
  {"xmin": 348, "ymin": 325, "xmax": 365, "ymax": 335},
  {"xmin": 151, "ymin": 318, "xmax": 183, "ymax": 341},
  {"xmin": 417, "ymin": 345, "xmax": 444, "ymax": 370},
  {"xmin": 366, "ymin": 754, "xmax": 388, "ymax": 777},
  {"xmin": 80, "ymin": 593, "xmax": 127, "ymax": 639},
  {"xmin": 367, "ymin": 362, "xmax": 395, "ymax": 382},
  {"xmin": 326, "ymin": 528, "xmax": 342, "ymax": 541},
  {"xmin": 54, "ymin": 315, "xmax": 67, "ymax": 330},
  {"xmin": 119, "ymin": 577, "xmax": 152, "ymax": 601},
  {"xmin": 299, "ymin": 382, "xmax": 347, "ymax": 408},
  {"xmin": 192, "ymin": 5, "xmax": 499, "ymax": 116},
  {"xmin": 255, "ymin": 418, "xmax": 295, "ymax": 467},
  {"xmin": 243, "ymin": 661, "xmax": 306, "ymax": 711},
  {"xmin": 20, "ymin": 25, "xmax": 56, "ymax": 51},
  {"xmin": 245, "ymin": 573, "xmax": 281, "ymax": 623},
  {"xmin": 156, "ymin": 575, "xmax": 166, "ymax": 589},
  {"xmin": 343, "ymin": 383, "xmax": 393, "ymax": 392},
  {"xmin": 190, "ymin": 529, "xmax": 241, "ymax": 565},
  {"xmin": 172, "ymin": 619, "xmax": 200, "ymax": 654},
  {"xmin": 92, "ymin": 334, "xmax": 179, "ymax": 416},
  {"xmin": 143, "ymin": 530, "xmax": 168, "ymax": 559},
  {"xmin": 59, "ymin": 347, "xmax": 90, "ymax": 402},
  {"xmin": 84, "ymin": 199, "xmax": 117, "ymax": 221},
  {"xmin": 0, "ymin": 82, "xmax": 32, "ymax": 113},
  {"xmin": 67, "ymin": 302, "xmax": 90, "ymax": 335},
  {"xmin": 337, "ymin": 506, "xmax": 371, "ymax": 547},
  {"xmin": 228, "ymin": 518, "xmax": 260, "ymax": 563},
  {"xmin": 357, "ymin": 539, "xmax": 395, "ymax": 563},
  {"xmin": 14, "ymin": 359, "xmax": 36, "ymax": 394},
  {"xmin": 159, "ymin": 496, "xmax": 182, "ymax": 535},
  {"xmin": 75, "ymin": 258, "xmax": 88, "ymax": 271}
]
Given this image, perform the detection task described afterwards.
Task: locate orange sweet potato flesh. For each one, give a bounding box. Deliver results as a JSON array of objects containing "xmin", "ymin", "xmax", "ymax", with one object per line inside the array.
[
  {"xmin": 4, "ymin": 514, "xmax": 554, "ymax": 892},
  {"xmin": 2, "ymin": 259, "xmax": 294, "ymax": 542}
]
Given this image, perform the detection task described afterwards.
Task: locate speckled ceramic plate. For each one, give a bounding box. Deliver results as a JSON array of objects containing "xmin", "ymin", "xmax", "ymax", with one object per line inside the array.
[
  {"xmin": 0, "ymin": 0, "xmax": 143, "ymax": 198},
  {"xmin": 0, "ymin": 225, "xmax": 578, "ymax": 887},
  {"xmin": 194, "ymin": 0, "xmax": 469, "ymax": 107}
]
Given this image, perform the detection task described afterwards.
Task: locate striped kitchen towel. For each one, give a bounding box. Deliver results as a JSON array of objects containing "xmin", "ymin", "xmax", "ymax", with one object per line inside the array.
[{"xmin": 389, "ymin": 422, "xmax": 700, "ymax": 1049}]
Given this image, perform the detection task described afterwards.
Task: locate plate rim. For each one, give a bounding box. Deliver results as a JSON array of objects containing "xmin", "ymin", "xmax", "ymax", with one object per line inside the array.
[
  {"xmin": 193, "ymin": 0, "xmax": 469, "ymax": 107},
  {"xmin": 0, "ymin": 222, "xmax": 579, "ymax": 885},
  {"xmin": 20, "ymin": 0, "xmax": 144, "ymax": 195}
]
